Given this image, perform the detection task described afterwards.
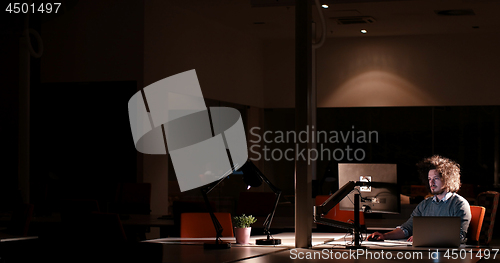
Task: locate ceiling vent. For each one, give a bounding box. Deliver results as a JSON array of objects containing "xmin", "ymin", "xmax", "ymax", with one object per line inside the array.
[
  {"xmin": 251, "ymin": 0, "xmax": 295, "ymax": 7},
  {"xmin": 435, "ymin": 9, "xmax": 475, "ymax": 16},
  {"xmin": 331, "ymin": 16, "xmax": 376, "ymax": 25}
]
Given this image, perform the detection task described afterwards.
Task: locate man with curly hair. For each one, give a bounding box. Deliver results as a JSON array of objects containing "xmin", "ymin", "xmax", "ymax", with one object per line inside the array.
[{"xmin": 368, "ymin": 155, "xmax": 471, "ymax": 243}]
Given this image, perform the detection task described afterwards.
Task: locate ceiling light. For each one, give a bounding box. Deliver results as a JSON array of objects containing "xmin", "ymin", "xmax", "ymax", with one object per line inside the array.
[
  {"xmin": 360, "ymin": 29, "xmax": 367, "ymax": 34},
  {"xmin": 322, "ymin": 4, "xmax": 329, "ymax": 9}
]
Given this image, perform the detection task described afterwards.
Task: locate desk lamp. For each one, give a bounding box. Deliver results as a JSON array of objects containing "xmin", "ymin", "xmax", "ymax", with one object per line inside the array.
[
  {"xmin": 201, "ymin": 160, "xmax": 282, "ymax": 249},
  {"xmin": 200, "ymin": 179, "xmax": 232, "ymax": 249},
  {"xmin": 238, "ymin": 160, "xmax": 282, "ymax": 245}
]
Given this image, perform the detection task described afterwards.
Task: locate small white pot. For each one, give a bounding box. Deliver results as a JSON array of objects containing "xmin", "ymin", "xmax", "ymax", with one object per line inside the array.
[{"xmin": 234, "ymin": 227, "xmax": 251, "ymax": 244}]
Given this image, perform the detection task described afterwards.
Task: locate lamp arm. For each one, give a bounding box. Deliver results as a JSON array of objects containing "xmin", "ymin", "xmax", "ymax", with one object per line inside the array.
[
  {"xmin": 262, "ymin": 190, "xmax": 281, "ymax": 236},
  {"xmin": 313, "ymin": 180, "xmax": 358, "ymax": 231},
  {"xmin": 260, "ymin": 172, "xmax": 281, "ymax": 194},
  {"xmin": 314, "ymin": 181, "xmax": 356, "ymax": 217},
  {"xmin": 201, "ymin": 179, "xmax": 226, "ymax": 243},
  {"xmin": 313, "ymin": 215, "xmax": 355, "ymax": 230},
  {"xmin": 205, "ymin": 177, "xmax": 227, "ymax": 195},
  {"xmin": 258, "ymin": 172, "xmax": 282, "ymax": 238},
  {"xmin": 314, "ymin": 180, "xmax": 386, "ymax": 219}
]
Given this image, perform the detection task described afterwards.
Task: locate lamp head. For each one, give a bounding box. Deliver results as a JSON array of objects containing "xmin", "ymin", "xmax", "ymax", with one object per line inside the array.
[{"xmin": 238, "ymin": 161, "xmax": 263, "ymax": 188}]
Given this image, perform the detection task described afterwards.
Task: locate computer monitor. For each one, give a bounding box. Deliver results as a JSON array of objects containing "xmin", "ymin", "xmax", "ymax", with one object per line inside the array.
[{"xmin": 338, "ymin": 163, "xmax": 399, "ymax": 214}]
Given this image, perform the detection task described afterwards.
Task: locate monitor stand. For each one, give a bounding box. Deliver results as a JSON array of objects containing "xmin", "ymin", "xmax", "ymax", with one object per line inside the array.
[{"xmin": 345, "ymin": 193, "xmax": 366, "ymax": 249}]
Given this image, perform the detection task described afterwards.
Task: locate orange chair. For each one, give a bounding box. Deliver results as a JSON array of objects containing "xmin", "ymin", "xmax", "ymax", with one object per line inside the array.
[
  {"xmin": 468, "ymin": 205, "xmax": 486, "ymax": 245},
  {"xmin": 180, "ymin": 212, "xmax": 234, "ymax": 238},
  {"xmin": 476, "ymin": 191, "xmax": 499, "ymax": 245},
  {"xmin": 315, "ymin": 195, "xmax": 365, "ymax": 226}
]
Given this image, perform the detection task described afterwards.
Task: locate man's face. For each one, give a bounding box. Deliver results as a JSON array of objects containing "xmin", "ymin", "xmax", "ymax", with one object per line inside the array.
[{"xmin": 428, "ymin": 169, "xmax": 445, "ymax": 195}]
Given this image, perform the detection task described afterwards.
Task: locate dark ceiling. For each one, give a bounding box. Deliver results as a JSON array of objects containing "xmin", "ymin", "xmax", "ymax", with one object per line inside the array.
[{"xmin": 174, "ymin": 0, "xmax": 500, "ymax": 39}]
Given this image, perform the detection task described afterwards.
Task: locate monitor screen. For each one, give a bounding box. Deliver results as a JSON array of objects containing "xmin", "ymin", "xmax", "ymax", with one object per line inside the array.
[{"xmin": 338, "ymin": 163, "xmax": 399, "ymax": 214}]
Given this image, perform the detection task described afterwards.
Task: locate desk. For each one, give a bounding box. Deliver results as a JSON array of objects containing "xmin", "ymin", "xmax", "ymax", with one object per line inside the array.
[
  {"xmin": 0, "ymin": 213, "xmax": 38, "ymax": 242},
  {"xmin": 146, "ymin": 232, "xmax": 349, "ymax": 247},
  {"xmin": 146, "ymin": 233, "xmax": 497, "ymax": 263},
  {"xmin": 147, "ymin": 244, "xmax": 287, "ymax": 263},
  {"xmin": 0, "ymin": 235, "xmax": 38, "ymax": 242}
]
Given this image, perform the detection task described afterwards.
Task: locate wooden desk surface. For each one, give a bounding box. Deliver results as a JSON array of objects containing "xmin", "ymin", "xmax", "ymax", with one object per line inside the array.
[
  {"xmin": 146, "ymin": 233, "xmax": 499, "ymax": 263},
  {"xmin": 147, "ymin": 232, "xmax": 345, "ymax": 247},
  {"xmin": 153, "ymin": 244, "xmax": 287, "ymax": 263},
  {"xmin": 0, "ymin": 235, "xmax": 38, "ymax": 242}
]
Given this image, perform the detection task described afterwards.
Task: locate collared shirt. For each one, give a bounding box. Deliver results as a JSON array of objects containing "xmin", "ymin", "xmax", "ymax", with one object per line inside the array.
[
  {"xmin": 432, "ymin": 192, "xmax": 453, "ymax": 203},
  {"xmin": 398, "ymin": 192, "xmax": 471, "ymax": 242}
]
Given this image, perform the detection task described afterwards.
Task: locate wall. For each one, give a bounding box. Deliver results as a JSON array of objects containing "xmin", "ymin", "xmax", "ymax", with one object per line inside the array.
[
  {"xmin": 38, "ymin": 0, "xmax": 145, "ymax": 209},
  {"xmin": 144, "ymin": 1, "xmax": 265, "ymax": 214},
  {"xmin": 144, "ymin": 1, "xmax": 265, "ymax": 108},
  {"xmin": 264, "ymin": 33, "xmax": 500, "ymax": 108},
  {"xmin": 41, "ymin": 0, "xmax": 144, "ymax": 83},
  {"xmin": 39, "ymin": 0, "xmax": 266, "ymax": 216},
  {"xmin": 263, "ymin": 39, "xmax": 295, "ymax": 108}
]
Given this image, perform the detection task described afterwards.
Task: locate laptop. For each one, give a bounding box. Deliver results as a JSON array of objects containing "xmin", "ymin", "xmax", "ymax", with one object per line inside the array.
[{"xmin": 412, "ymin": 216, "xmax": 461, "ymax": 247}]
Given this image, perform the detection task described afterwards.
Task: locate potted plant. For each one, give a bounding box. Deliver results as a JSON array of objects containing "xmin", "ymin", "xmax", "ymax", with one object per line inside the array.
[{"xmin": 232, "ymin": 214, "xmax": 257, "ymax": 244}]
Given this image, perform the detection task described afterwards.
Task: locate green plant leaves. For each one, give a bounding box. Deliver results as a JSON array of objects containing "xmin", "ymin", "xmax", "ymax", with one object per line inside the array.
[{"xmin": 232, "ymin": 214, "xmax": 257, "ymax": 228}]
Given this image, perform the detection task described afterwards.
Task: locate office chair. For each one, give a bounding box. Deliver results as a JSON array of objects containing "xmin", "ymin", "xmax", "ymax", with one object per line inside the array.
[
  {"xmin": 180, "ymin": 212, "xmax": 234, "ymax": 238},
  {"xmin": 468, "ymin": 205, "xmax": 486, "ymax": 245},
  {"xmin": 476, "ymin": 191, "xmax": 499, "ymax": 245}
]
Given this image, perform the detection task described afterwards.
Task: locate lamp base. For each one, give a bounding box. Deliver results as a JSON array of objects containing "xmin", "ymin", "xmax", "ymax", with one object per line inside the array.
[
  {"xmin": 203, "ymin": 241, "xmax": 231, "ymax": 249},
  {"xmin": 256, "ymin": 238, "xmax": 282, "ymax": 245},
  {"xmin": 346, "ymin": 245, "xmax": 367, "ymax": 249}
]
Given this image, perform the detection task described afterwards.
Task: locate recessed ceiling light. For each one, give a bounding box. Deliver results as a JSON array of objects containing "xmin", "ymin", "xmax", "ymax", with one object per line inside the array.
[
  {"xmin": 322, "ymin": 4, "xmax": 329, "ymax": 9},
  {"xmin": 360, "ymin": 29, "xmax": 367, "ymax": 34}
]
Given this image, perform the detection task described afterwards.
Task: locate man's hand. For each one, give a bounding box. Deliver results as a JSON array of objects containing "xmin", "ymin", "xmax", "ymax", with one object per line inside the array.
[
  {"xmin": 368, "ymin": 228, "xmax": 407, "ymax": 241},
  {"xmin": 407, "ymin": 236, "xmax": 413, "ymax": 242},
  {"xmin": 367, "ymin": 232, "xmax": 385, "ymax": 241}
]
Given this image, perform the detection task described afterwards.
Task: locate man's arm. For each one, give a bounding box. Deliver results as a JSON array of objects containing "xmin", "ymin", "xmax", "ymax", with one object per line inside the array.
[
  {"xmin": 368, "ymin": 228, "xmax": 406, "ymax": 241},
  {"xmin": 369, "ymin": 198, "xmax": 429, "ymax": 241},
  {"xmin": 453, "ymin": 195, "xmax": 472, "ymax": 242}
]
